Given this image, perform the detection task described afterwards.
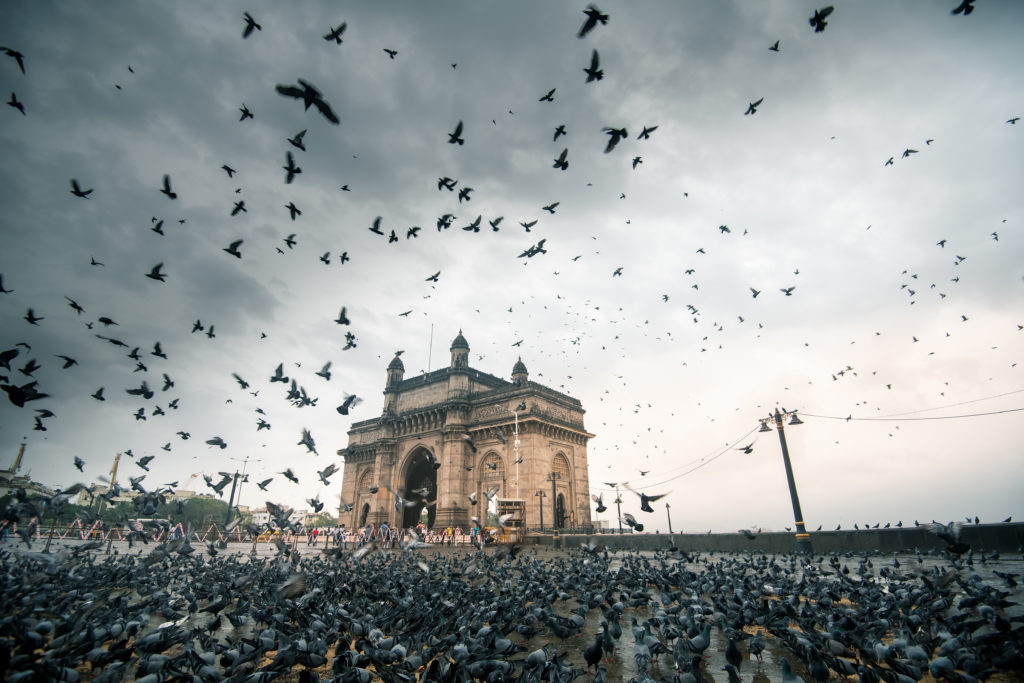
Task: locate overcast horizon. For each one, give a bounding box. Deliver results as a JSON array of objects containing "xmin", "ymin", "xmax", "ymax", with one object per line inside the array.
[{"xmin": 1, "ymin": 1, "xmax": 1022, "ymax": 534}]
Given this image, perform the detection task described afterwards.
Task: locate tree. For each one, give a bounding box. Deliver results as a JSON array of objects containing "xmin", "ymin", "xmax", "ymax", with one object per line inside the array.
[{"xmin": 310, "ymin": 512, "xmax": 337, "ymax": 528}]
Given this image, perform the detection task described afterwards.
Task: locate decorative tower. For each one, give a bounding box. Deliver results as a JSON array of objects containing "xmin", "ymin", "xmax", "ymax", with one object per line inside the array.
[
  {"xmin": 383, "ymin": 352, "xmax": 405, "ymax": 414},
  {"xmin": 511, "ymin": 356, "xmax": 528, "ymax": 386},
  {"xmin": 450, "ymin": 329, "xmax": 469, "ymax": 368}
]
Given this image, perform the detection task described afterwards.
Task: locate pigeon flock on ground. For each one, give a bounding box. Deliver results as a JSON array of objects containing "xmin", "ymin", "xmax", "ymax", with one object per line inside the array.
[
  {"xmin": 1, "ymin": 3, "xmax": 1022, "ymax": 530},
  {"xmin": 2, "ymin": 536, "xmax": 1023, "ymax": 681}
]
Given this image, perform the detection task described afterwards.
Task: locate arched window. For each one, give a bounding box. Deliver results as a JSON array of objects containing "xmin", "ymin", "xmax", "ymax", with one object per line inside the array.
[
  {"xmin": 552, "ymin": 453, "xmax": 570, "ymax": 481},
  {"xmin": 478, "ymin": 452, "xmax": 505, "ymax": 516}
]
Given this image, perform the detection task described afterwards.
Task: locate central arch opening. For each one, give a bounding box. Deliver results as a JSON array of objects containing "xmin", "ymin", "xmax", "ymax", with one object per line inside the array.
[{"xmin": 402, "ymin": 449, "xmax": 438, "ymax": 528}]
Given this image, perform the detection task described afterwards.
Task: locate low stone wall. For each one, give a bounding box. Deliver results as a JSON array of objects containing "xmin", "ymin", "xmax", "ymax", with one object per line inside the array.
[{"xmin": 530, "ymin": 522, "xmax": 1024, "ymax": 554}]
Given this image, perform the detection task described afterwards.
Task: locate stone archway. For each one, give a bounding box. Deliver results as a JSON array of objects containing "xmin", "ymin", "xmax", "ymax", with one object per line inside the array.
[
  {"xmin": 401, "ymin": 448, "xmax": 438, "ymax": 528},
  {"xmin": 552, "ymin": 452, "xmax": 571, "ymax": 529}
]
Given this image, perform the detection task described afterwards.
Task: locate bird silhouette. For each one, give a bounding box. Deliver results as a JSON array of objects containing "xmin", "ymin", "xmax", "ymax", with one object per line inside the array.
[
  {"xmin": 745, "ymin": 97, "xmax": 764, "ymax": 115},
  {"xmin": 1, "ymin": 46, "xmax": 25, "ymax": 74},
  {"xmin": 448, "ymin": 120, "xmax": 465, "ymax": 145},
  {"xmin": 539, "ymin": 88, "xmax": 556, "ymax": 102},
  {"xmin": 241, "ymin": 12, "xmax": 261, "ymax": 38},
  {"xmin": 223, "ymin": 240, "xmax": 243, "ymax": 258},
  {"xmin": 637, "ymin": 125, "xmax": 658, "ymax": 139},
  {"xmin": 7, "ymin": 91, "xmax": 25, "ymax": 115},
  {"xmin": 69, "ymin": 179, "xmax": 93, "ymax": 198},
  {"xmin": 577, "ymin": 5, "xmax": 609, "ymax": 38},
  {"xmin": 287, "ymin": 129, "xmax": 307, "ymax": 151},
  {"xmin": 323, "ymin": 22, "xmax": 347, "ymax": 43},
  {"xmin": 770, "ymin": 40, "xmax": 781, "ymax": 52},
  {"xmin": 951, "ymin": 0, "xmax": 975, "ymax": 15},
  {"xmin": 238, "ymin": 103, "xmax": 253, "ymax": 121},
  {"xmin": 274, "ymin": 79, "xmax": 339, "ymax": 124},
  {"xmin": 584, "ymin": 49, "xmax": 604, "ymax": 82},
  {"xmin": 809, "ymin": 6, "xmax": 834, "ymax": 32},
  {"xmin": 160, "ymin": 174, "xmax": 177, "ymax": 199},
  {"xmin": 283, "ymin": 151, "xmax": 301, "ymax": 183},
  {"xmin": 603, "ymin": 127, "xmax": 627, "ymax": 152},
  {"xmin": 553, "ymin": 148, "xmax": 569, "ymax": 170}
]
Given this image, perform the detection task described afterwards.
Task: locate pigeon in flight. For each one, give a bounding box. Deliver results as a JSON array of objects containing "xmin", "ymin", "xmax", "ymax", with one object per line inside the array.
[
  {"xmin": 337, "ymin": 392, "xmax": 362, "ymax": 415},
  {"xmin": 238, "ymin": 103, "xmax": 253, "ymax": 121},
  {"xmin": 242, "ymin": 12, "xmax": 261, "ymax": 38},
  {"xmin": 577, "ymin": 5, "xmax": 609, "ymax": 39},
  {"xmin": 448, "ymin": 120, "xmax": 465, "ymax": 145},
  {"xmin": 539, "ymin": 88, "xmax": 556, "ymax": 102},
  {"xmin": 145, "ymin": 263, "xmax": 166, "ymax": 282},
  {"xmin": 809, "ymin": 6, "xmax": 834, "ymax": 32},
  {"xmin": 7, "ymin": 92, "xmax": 25, "ymax": 115},
  {"xmin": 223, "ymin": 240, "xmax": 243, "ymax": 258},
  {"xmin": 745, "ymin": 97, "xmax": 764, "ymax": 115},
  {"xmin": 1, "ymin": 46, "xmax": 25, "ymax": 74},
  {"xmin": 275, "ymin": 79, "xmax": 340, "ymax": 124},
  {"xmin": 637, "ymin": 125, "xmax": 658, "ymax": 139},
  {"xmin": 584, "ymin": 49, "xmax": 604, "ymax": 82},
  {"xmin": 553, "ymin": 148, "xmax": 569, "ymax": 170},
  {"xmin": 283, "ymin": 151, "xmax": 301, "ymax": 183},
  {"xmin": 160, "ymin": 174, "xmax": 177, "ymax": 199},
  {"xmin": 323, "ymin": 22, "xmax": 347, "ymax": 43},
  {"xmin": 603, "ymin": 127, "xmax": 627, "ymax": 153},
  {"xmin": 69, "ymin": 179, "xmax": 93, "ymax": 198},
  {"xmin": 951, "ymin": 0, "xmax": 975, "ymax": 15},
  {"xmin": 288, "ymin": 129, "xmax": 307, "ymax": 151}
]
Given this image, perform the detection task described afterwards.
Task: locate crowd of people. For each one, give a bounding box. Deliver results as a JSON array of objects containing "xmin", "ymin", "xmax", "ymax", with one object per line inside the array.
[{"xmin": 304, "ymin": 522, "xmax": 483, "ymax": 548}]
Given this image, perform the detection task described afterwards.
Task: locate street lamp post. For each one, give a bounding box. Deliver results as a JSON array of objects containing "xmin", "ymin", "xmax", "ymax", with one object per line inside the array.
[
  {"xmin": 614, "ymin": 485, "xmax": 623, "ymax": 534},
  {"xmin": 225, "ymin": 456, "xmax": 258, "ymax": 528},
  {"xmin": 512, "ymin": 401, "xmax": 524, "ymax": 499},
  {"xmin": 535, "ymin": 490, "xmax": 545, "ymax": 531},
  {"xmin": 547, "ymin": 472, "xmax": 561, "ymax": 529},
  {"xmin": 760, "ymin": 408, "xmax": 812, "ymax": 553}
]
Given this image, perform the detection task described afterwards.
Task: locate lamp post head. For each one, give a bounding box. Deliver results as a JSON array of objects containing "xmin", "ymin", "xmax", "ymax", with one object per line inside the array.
[
  {"xmin": 758, "ymin": 420, "xmax": 772, "ymax": 433},
  {"xmin": 788, "ymin": 413, "xmax": 804, "ymax": 426}
]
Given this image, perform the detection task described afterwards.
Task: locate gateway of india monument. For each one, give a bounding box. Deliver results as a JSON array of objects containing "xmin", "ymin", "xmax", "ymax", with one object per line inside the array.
[{"xmin": 337, "ymin": 331, "xmax": 594, "ymax": 532}]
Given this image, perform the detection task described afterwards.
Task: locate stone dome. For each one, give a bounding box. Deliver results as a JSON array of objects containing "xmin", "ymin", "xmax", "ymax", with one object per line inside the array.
[{"xmin": 450, "ymin": 330, "xmax": 469, "ymax": 350}]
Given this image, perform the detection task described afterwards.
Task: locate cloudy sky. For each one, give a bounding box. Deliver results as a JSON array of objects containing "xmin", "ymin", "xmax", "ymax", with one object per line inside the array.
[{"xmin": 1, "ymin": 1, "xmax": 1021, "ymax": 533}]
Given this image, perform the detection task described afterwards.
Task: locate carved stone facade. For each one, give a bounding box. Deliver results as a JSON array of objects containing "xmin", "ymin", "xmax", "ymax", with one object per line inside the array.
[{"xmin": 337, "ymin": 331, "xmax": 594, "ymax": 532}]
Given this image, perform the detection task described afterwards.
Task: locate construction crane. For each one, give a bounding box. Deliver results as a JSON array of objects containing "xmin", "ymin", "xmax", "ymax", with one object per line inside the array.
[
  {"xmin": 109, "ymin": 452, "xmax": 121, "ymax": 487},
  {"xmin": 10, "ymin": 443, "xmax": 25, "ymax": 472}
]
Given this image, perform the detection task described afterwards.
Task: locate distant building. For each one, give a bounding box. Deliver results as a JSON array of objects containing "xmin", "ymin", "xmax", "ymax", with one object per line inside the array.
[
  {"xmin": 250, "ymin": 506, "xmax": 311, "ymax": 528},
  {"xmin": 338, "ymin": 331, "xmax": 594, "ymax": 531},
  {"xmin": 0, "ymin": 444, "xmax": 55, "ymax": 500}
]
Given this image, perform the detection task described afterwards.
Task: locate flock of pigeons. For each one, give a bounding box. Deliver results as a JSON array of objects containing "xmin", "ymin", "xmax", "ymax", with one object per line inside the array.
[{"xmin": 2, "ymin": 533, "xmax": 1022, "ymax": 681}]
